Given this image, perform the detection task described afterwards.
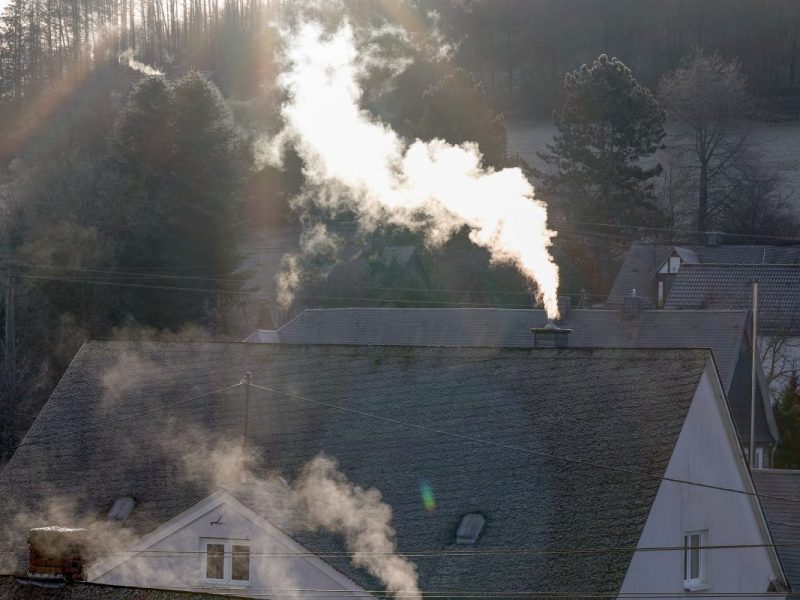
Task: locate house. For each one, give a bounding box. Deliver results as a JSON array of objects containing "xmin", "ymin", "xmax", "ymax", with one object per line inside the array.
[
  {"xmin": 244, "ymin": 306, "xmax": 779, "ymax": 468},
  {"xmin": 753, "ymin": 469, "xmax": 800, "ymax": 591},
  {"xmin": 606, "ymin": 241, "xmax": 800, "ymax": 393},
  {"xmin": 606, "ymin": 241, "xmax": 800, "ymax": 310},
  {"xmin": 236, "ymin": 225, "xmax": 431, "ymax": 328},
  {"xmin": 0, "ymin": 341, "xmax": 788, "ymax": 597}
]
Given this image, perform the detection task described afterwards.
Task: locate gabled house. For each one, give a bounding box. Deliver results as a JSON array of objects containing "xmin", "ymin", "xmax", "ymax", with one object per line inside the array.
[
  {"xmin": 607, "ymin": 241, "xmax": 800, "ymax": 392},
  {"xmin": 606, "ymin": 241, "xmax": 800, "ymax": 310},
  {"xmin": 245, "ymin": 307, "xmax": 778, "ymax": 468},
  {"xmin": 0, "ymin": 342, "xmax": 788, "ymax": 597}
]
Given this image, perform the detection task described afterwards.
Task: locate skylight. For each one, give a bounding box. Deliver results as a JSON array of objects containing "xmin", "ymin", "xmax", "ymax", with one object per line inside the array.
[
  {"xmin": 456, "ymin": 513, "xmax": 485, "ymax": 545},
  {"xmin": 107, "ymin": 497, "xmax": 136, "ymax": 523}
]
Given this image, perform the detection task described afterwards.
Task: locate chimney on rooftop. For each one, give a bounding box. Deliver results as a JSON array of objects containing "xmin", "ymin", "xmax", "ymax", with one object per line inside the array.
[
  {"xmin": 623, "ymin": 289, "xmax": 643, "ymax": 319},
  {"xmin": 27, "ymin": 527, "xmax": 87, "ymax": 582},
  {"xmin": 531, "ymin": 322, "xmax": 573, "ymax": 348}
]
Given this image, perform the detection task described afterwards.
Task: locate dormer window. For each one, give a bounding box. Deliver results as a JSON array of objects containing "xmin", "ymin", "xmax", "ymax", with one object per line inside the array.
[
  {"xmin": 202, "ymin": 538, "xmax": 250, "ymax": 585},
  {"xmin": 658, "ymin": 253, "xmax": 683, "ymax": 274}
]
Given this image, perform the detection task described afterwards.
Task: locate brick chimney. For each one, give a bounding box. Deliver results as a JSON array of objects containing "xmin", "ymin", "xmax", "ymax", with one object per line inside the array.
[{"xmin": 28, "ymin": 527, "xmax": 87, "ymax": 581}]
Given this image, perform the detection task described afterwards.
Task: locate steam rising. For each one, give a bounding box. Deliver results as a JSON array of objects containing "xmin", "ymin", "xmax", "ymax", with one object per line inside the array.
[
  {"xmin": 118, "ymin": 49, "xmax": 163, "ymax": 76},
  {"xmin": 271, "ymin": 22, "xmax": 560, "ymax": 317},
  {"xmin": 297, "ymin": 456, "xmax": 420, "ymax": 600}
]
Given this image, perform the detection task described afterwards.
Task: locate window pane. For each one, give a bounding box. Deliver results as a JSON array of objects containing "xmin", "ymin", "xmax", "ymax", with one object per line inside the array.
[
  {"xmin": 232, "ymin": 545, "xmax": 250, "ymax": 581},
  {"xmin": 206, "ymin": 543, "xmax": 225, "ymax": 580},
  {"xmin": 690, "ymin": 534, "xmax": 701, "ymax": 580}
]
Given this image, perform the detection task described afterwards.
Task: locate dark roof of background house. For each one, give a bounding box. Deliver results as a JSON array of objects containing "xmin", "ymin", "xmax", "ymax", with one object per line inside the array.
[
  {"xmin": 0, "ymin": 342, "xmax": 711, "ymax": 595},
  {"xmin": 664, "ymin": 264, "xmax": 800, "ymax": 334},
  {"xmin": 244, "ymin": 307, "xmax": 776, "ymax": 445},
  {"xmin": 606, "ymin": 242, "xmax": 800, "ymax": 309},
  {"xmin": 237, "ymin": 227, "xmax": 302, "ymax": 301},
  {"xmin": 753, "ymin": 469, "xmax": 800, "ymax": 590},
  {"xmin": 0, "ymin": 576, "xmax": 242, "ymax": 599}
]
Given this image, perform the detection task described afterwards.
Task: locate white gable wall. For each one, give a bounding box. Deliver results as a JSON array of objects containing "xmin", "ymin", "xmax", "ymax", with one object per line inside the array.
[
  {"xmin": 91, "ymin": 492, "xmax": 369, "ymax": 599},
  {"xmin": 619, "ymin": 361, "xmax": 784, "ymax": 595}
]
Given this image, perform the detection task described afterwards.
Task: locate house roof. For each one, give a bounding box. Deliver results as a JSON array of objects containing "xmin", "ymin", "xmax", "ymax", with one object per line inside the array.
[
  {"xmin": 244, "ymin": 307, "xmax": 776, "ymax": 445},
  {"xmin": 0, "ymin": 576, "xmax": 243, "ymax": 599},
  {"xmin": 752, "ymin": 469, "xmax": 800, "ymax": 590},
  {"xmin": 606, "ymin": 242, "xmax": 800, "ymax": 310},
  {"xmin": 664, "ymin": 264, "xmax": 800, "ymax": 335},
  {"xmin": 0, "ymin": 342, "xmax": 711, "ymax": 595},
  {"xmin": 249, "ymin": 307, "xmax": 746, "ymax": 391}
]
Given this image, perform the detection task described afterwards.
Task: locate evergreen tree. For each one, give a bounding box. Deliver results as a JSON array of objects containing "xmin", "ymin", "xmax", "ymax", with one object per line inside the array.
[
  {"xmin": 774, "ymin": 373, "xmax": 800, "ymax": 469},
  {"xmin": 109, "ymin": 72, "xmax": 244, "ymax": 328},
  {"xmin": 538, "ymin": 54, "xmax": 666, "ymax": 227},
  {"xmin": 416, "ymin": 68, "xmax": 508, "ymax": 168}
]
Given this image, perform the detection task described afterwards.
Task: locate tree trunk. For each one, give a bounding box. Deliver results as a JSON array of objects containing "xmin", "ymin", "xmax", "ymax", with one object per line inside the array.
[{"xmin": 698, "ymin": 158, "xmax": 708, "ymax": 233}]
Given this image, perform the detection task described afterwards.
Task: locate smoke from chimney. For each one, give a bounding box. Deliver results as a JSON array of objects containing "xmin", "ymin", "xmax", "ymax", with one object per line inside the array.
[{"xmin": 269, "ymin": 21, "xmax": 561, "ymax": 318}]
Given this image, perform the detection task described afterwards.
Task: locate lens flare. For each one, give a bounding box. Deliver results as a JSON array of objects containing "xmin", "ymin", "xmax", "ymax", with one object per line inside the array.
[{"xmin": 419, "ymin": 480, "xmax": 435, "ymax": 512}]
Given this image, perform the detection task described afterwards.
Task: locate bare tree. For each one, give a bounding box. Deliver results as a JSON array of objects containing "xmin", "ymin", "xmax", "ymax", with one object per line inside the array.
[
  {"xmin": 716, "ymin": 147, "xmax": 799, "ymax": 241},
  {"xmin": 659, "ymin": 50, "xmax": 751, "ymax": 233}
]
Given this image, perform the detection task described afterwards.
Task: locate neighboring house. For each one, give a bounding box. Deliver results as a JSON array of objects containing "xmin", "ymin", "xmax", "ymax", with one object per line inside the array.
[
  {"xmin": 0, "ymin": 341, "xmax": 787, "ymax": 597},
  {"xmin": 606, "ymin": 241, "xmax": 800, "ymax": 310},
  {"xmin": 236, "ymin": 226, "xmax": 303, "ymax": 329},
  {"xmin": 753, "ymin": 469, "xmax": 800, "ymax": 591},
  {"xmin": 607, "ymin": 241, "xmax": 800, "ymax": 393},
  {"xmin": 236, "ymin": 226, "xmax": 430, "ymax": 328},
  {"xmin": 245, "ymin": 306, "xmax": 778, "ymax": 468}
]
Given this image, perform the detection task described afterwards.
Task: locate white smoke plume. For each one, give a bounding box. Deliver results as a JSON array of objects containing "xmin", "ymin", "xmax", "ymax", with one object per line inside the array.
[
  {"xmin": 296, "ymin": 456, "xmax": 420, "ymax": 600},
  {"xmin": 271, "ymin": 21, "xmax": 560, "ymax": 317},
  {"xmin": 118, "ymin": 49, "xmax": 163, "ymax": 77}
]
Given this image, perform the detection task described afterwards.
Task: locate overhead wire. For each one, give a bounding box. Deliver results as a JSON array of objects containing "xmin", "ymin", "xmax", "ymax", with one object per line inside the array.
[
  {"xmin": 0, "ymin": 540, "xmax": 789, "ymax": 558},
  {"xmin": 13, "ymin": 382, "xmax": 243, "ymax": 449},
  {"xmin": 247, "ymin": 382, "xmax": 800, "ymax": 506}
]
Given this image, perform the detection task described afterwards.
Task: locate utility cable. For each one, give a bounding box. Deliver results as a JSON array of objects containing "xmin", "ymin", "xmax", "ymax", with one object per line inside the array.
[
  {"xmin": 13, "ymin": 382, "xmax": 243, "ymax": 449},
  {"xmin": 248, "ymin": 382, "xmax": 800, "ymax": 505}
]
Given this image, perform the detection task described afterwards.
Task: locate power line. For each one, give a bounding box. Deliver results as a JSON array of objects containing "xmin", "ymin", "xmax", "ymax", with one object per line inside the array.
[
  {"xmin": 133, "ymin": 587, "xmax": 800, "ymax": 598},
  {"xmin": 14, "ymin": 382, "xmax": 243, "ymax": 449},
  {"xmin": 1, "ymin": 540, "xmax": 789, "ymax": 558},
  {"xmin": 247, "ymin": 382, "xmax": 800, "ymax": 506},
  {"xmin": 13, "ymin": 272, "xmax": 547, "ymax": 308},
  {"xmin": 561, "ymin": 219, "xmax": 800, "ymax": 244},
  {"xmin": 4, "ymin": 259, "xmax": 610, "ymax": 300}
]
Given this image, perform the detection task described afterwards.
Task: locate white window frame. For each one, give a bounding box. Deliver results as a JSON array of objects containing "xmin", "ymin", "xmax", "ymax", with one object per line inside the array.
[
  {"xmin": 201, "ymin": 538, "xmax": 250, "ymax": 586},
  {"xmin": 669, "ymin": 256, "xmax": 681, "ymax": 273},
  {"xmin": 755, "ymin": 447, "xmax": 765, "ymax": 469},
  {"xmin": 683, "ymin": 530, "xmax": 708, "ymax": 591}
]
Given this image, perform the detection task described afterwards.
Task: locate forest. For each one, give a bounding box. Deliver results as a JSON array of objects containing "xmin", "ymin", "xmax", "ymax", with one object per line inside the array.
[{"xmin": 1, "ymin": 0, "xmax": 800, "ymax": 463}]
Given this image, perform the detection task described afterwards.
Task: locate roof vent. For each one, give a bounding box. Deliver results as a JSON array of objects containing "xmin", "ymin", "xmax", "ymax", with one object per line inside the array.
[
  {"xmin": 623, "ymin": 292, "xmax": 643, "ymax": 319},
  {"xmin": 107, "ymin": 497, "xmax": 135, "ymax": 523},
  {"xmin": 456, "ymin": 513, "xmax": 485, "ymax": 545}
]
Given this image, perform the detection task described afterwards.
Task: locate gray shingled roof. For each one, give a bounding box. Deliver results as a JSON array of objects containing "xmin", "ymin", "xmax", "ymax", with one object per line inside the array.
[
  {"xmin": 606, "ymin": 242, "xmax": 800, "ymax": 309},
  {"xmin": 0, "ymin": 342, "xmax": 710, "ymax": 595},
  {"xmin": 752, "ymin": 470, "xmax": 800, "ymax": 590},
  {"xmin": 244, "ymin": 307, "xmax": 777, "ymax": 445},
  {"xmin": 0, "ymin": 576, "xmax": 242, "ymax": 599},
  {"xmin": 664, "ymin": 264, "xmax": 800, "ymax": 335},
  {"xmin": 256, "ymin": 307, "xmax": 744, "ymax": 388}
]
